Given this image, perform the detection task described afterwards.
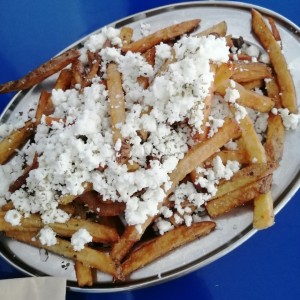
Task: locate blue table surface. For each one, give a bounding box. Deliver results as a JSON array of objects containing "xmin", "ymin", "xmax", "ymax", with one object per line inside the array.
[{"xmin": 0, "ymin": 1, "xmax": 299, "ymax": 299}]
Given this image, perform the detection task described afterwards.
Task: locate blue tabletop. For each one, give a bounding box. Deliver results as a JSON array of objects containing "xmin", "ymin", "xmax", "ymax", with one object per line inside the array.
[{"xmin": 0, "ymin": 1, "xmax": 299, "ymax": 299}]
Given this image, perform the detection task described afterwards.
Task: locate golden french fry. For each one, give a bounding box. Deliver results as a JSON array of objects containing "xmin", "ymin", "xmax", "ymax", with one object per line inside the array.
[
  {"xmin": 212, "ymin": 162, "xmax": 277, "ymax": 199},
  {"xmin": 119, "ymin": 27, "xmax": 133, "ymax": 45},
  {"xmin": 231, "ymin": 62, "xmax": 272, "ymax": 83},
  {"xmin": 59, "ymin": 182, "xmax": 93, "ymax": 205},
  {"xmin": 9, "ymin": 152, "xmax": 38, "ymax": 193},
  {"xmin": 119, "ymin": 221, "xmax": 216, "ymax": 279},
  {"xmin": 265, "ymin": 114, "xmax": 285, "ymax": 162},
  {"xmin": 167, "ymin": 118, "xmax": 241, "ymax": 196},
  {"xmin": 0, "ymin": 49, "xmax": 80, "ymax": 93},
  {"xmin": 216, "ymin": 79, "xmax": 274, "ymax": 113},
  {"xmin": 35, "ymin": 90, "xmax": 52, "ymax": 124},
  {"xmin": 107, "ymin": 63, "xmax": 126, "ymax": 144},
  {"xmin": 195, "ymin": 21, "xmax": 227, "ymax": 37},
  {"xmin": 241, "ymin": 79, "xmax": 264, "ymax": 90},
  {"xmin": 5, "ymin": 230, "xmax": 117, "ymax": 276},
  {"xmin": 0, "ymin": 211, "xmax": 120, "ymax": 244},
  {"xmin": 122, "ymin": 19, "xmax": 200, "ymax": 53},
  {"xmin": 265, "ymin": 77, "xmax": 281, "ymax": 108},
  {"xmin": 206, "ymin": 174, "xmax": 272, "ymax": 218},
  {"xmin": 0, "ymin": 120, "xmax": 36, "ymax": 165},
  {"xmin": 54, "ymin": 68, "xmax": 73, "ymax": 90},
  {"xmin": 252, "ymin": 9, "xmax": 297, "ymax": 113},
  {"xmin": 74, "ymin": 261, "xmax": 94, "ymax": 287},
  {"xmin": 253, "ymin": 191, "xmax": 274, "ymax": 229}
]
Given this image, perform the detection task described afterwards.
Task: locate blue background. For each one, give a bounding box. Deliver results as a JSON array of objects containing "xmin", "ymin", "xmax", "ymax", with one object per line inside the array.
[{"xmin": 0, "ymin": 1, "xmax": 299, "ymax": 299}]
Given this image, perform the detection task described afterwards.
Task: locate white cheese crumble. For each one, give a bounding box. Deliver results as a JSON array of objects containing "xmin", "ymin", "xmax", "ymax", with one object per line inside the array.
[
  {"xmin": 71, "ymin": 228, "xmax": 93, "ymax": 251},
  {"xmin": 39, "ymin": 226, "xmax": 57, "ymax": 246},
  {"xmin": 272, "ymin": 108, "xmax": 300, "ymax": 130},
  {"xmin": 4, "ymin": 209, "xmax": 22, "ymax": 226}
]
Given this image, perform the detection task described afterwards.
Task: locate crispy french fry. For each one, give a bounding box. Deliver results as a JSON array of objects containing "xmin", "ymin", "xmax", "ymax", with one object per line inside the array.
[
  {"xmin": 212, "ymin": 162, "xmax": 277, "ymax": 200},
  {"xmin": 231, "ymin": 62, "xmax": 272, "ymax": 83},
  {"xmin": 77, "ymin": 191, "xmax": 126, "ymax": 217},
  {"xmin": 74, "ymin": 261, "xmax": 94, "ymax": 287},
  {"xmin": 5, "ymin": 230, "xmax": 117, "ymax": 276},
  {"xmin": 119, "ymin": 27, "xmax": 133, "ymax": 46},
  {"xmin": 9, "ymin": 152, "xmax": 38, "ymax": 193},
  {"xmin": 253, "ymin": 191, "xmax": 274, "ymax": 229},
  {"xmin": 167, "ymin": 118, "xmax": 241, "ymax": 196},
  {"xmin": 119, "ymin": 221, "xmax": 216, "ymax": 279},
  {"xmin": 195, "ymin": 21, "xmax": 227, "ymax": 37},
  {"xmin": 0, "ymin": 211, "xmax": 119, "ymax": 244},
  {"xmin": 107, "ymin": 63, "xmax": 126, "ymax": 144},
  {"xmin": 238, "ymin": 108, "xmax": 275, "ymax": 229},
  {"xmin": 35, "ymin": 90, "xmax": 52, "ymax": 124},
  {"xmin": 0, "ymin": 49, "xmax": 80, "ymax": 93},
  {"xmin": 203, "ymin": 149, "xmax": 250, "ymax": 167},
  {"xmin": 241, "ymin": 79, "xmax": 264, "ymax": 90},
  {"xmin": 122, "ymin": 19, "xmax": 200, "ymax": 53},
  {"xmin": 59, "ymin": 182, "xmax": 93, "ymax": 205},
  {"xmin": 0, "ymin": 120, "xmax": 36, "ymax": 164},
  {"xmin": 264, "ymin": 114, "xmax": 284, "ymax": 162},
  {"xmin": 268, "ymin": 17, "xmax": 281, "ymax": 42},
  {"xmin": 206, "ymin": 174, "xmax": 272, "ymax": 218},
  {"xmin": 216, "ymin": 79, "xmax": 274, "ymax": 112},
  {"xmin": 252, "ymin": 9, "xmax": 297, "ymax": 113},
  {"xmin": 54, "ymin": 68, "xmax": 73, "ymax": 90},
  {"xmin": 193, "ymin": 64, "xmax": 216, "ymax": 142}
]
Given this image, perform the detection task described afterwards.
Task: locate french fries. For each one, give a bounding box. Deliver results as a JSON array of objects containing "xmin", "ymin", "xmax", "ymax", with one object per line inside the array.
[
  {"xmin": 252, "ymin": 9, "xmax": 297, "ymax": 113},
  {"xmin": 0, "ymin": 9, "xmax": 298, "ymax": 287},
  {"xmin": 0, "ymin": 49, "xmax": 80, "ymax": 93}
]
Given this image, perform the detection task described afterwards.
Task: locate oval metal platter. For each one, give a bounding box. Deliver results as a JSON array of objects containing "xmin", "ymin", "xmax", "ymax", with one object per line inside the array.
[{"xmin": 0, "ymin": 1, "xmax": 300, "ymax": 292}]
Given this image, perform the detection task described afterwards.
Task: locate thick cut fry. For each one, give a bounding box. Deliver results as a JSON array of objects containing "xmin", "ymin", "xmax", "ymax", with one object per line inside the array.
[
  {"xmin": 0, "ymin": 212, "xmax": 119, "ymax": 244},
  {"xmin": 252, "ymin": 9, "xmax": 297, "ymax": 113},
  {"xmin": 5, "ymin": 231, "xmax": 117, "ymax": 276},
  {"xmin": 195, "ymin": 21, "xmax": 227, "ymax": 37},
  {"xmin": 264, "ymin": 114, "xmax": 284, "ymax": 162},
  {"xmin": 0, "ymin": 49, "xmax": 80, "ymax": 93},
  {"xmin": 268, "ymin": 17, "xmax": 281, "ymax": 42},
  {"xmin": 74, "ymin": 261, "xmax": 94, "ymax": 287},
  {"xmin": 241, "ymin": 79, "xmax": 264, "ymax": 90},
  {"xmin": 111, "ymin": 119, "xmax": 241, "ymax": 262},
  {"xmin": 238, "ymin": 115, "xmax": 267, "ymax": 163},
  {"xmin": 54, "ymin": 68, "xmax": 73, "ymax": 90},
  {"xmin": 107, "ymin": 63, "xmax": 126, "ymax": 144},
  {"xmin": 77, "ymin": 191, "xmax": 126, "ymax": 217},
  {"xmin": 167, "ymin": 118, "xmax": 241, "ymax": 196},
  {"xmin": 35, "ymin": 90, "xmax": 52, "ymax": 124},
  {"xmin": 238, "ymin": 111, "xmax": 274, "ymax": 229},
  {"xmin": 119, "ymin": 221, "xmax": 216, "ymax": 279},
  {"xmin": 59, "ymin": 182, "xmax": 93, "ymax": 205},
  {"xmin": 119, "ymin": 27, "xmax": 133, "ymax": 46},
  {"xmin": 212, "ymin": 162, "xmax": 277, "ymax": 199},
  {"xmin": 0, "ymin": 120, "xmax": 36, "ymax": 164},
  {"xmin": 206, "ymin": 174, "xmax": 272, "ymax": 218},
  {"xmin": 265, "ymin": 77, "xmax": 281, "ymax": 108},
  {"xmin": 253, "ymin": 191, "xmax": 274, "ymax": 229},
  {"xmin": 216, "ymin": 79, "xmax": 274, "ymax": 112},
  {"xmin": 203, "ymin": 149, "xmax": 250, "ymax": 167},
  {"xmin": 9, "ymin": 152, "xmax": 38, "ymax": 193},
  {"xmin": 122, "ymin": 19, "xmax": 200, "ymax": 53},
  {"xmin": 193, "ymin": 64, "xmax": 216, "ymax": 142},
  {"xmin": 231, "ymin": 62, "xmax": 272, "ymax": 83}
]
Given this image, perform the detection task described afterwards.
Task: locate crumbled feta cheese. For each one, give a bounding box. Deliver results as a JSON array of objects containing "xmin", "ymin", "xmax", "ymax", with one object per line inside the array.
[
  {"xmin": 277, "ymin": 108, "xmax": 300, "ymax": 130},
  {"xmin": 4, "ymin": 209, "xmax": 22, "ymax": 226},
  {"xmin": 71, "ymin": 228, "xmax": 93, "ymax": 251},
  {"xmin": 39, "ymin": 226, "xmax": 57, "ymax": 246},
  {"xmin": 245, "ymin": 44, "xmax": 260, "ymax": 57}
]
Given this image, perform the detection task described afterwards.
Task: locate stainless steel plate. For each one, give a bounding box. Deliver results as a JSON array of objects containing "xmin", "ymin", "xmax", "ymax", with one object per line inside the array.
[{"xmin": 1, "ymin": 1, "xmax": 300, "ymax": 292}]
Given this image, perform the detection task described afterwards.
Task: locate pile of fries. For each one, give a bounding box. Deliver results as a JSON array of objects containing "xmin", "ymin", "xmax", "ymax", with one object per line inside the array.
[{"xmin": 0, "ymin": 9, "xmax": 299, "ymax": 287}]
